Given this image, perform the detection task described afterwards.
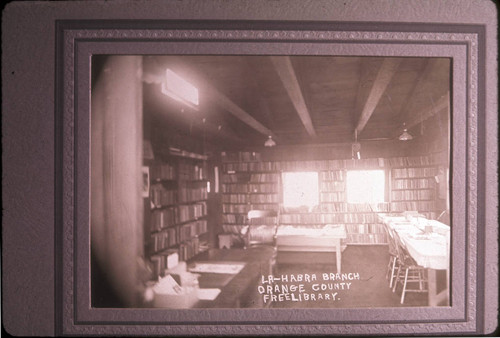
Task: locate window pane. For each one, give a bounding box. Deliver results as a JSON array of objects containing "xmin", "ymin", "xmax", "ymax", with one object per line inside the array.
[
  {"xmin": 346, "ymin": 170, "xmax": 385, "ymax": 203},
  {"xmin": 282, "ymin": 172, "xmax": 319, "ymax": 209}
]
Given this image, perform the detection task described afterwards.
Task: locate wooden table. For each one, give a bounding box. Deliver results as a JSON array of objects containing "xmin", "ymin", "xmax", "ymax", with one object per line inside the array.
[
  {"xmin": 275, "ymin": 224, "xmax": 347, "ymax": 273},
  {"xmin": 190, "ymin": 247, "xmax": 275, "ymax": 308},
  {"xmin": 380, "ymin": 215, "xmax": 450, "ymax": 306}
]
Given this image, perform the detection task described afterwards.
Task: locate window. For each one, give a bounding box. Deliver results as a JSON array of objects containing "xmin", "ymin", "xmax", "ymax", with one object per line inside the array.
[
  {"xmin": 162, "ymin": 69, "xmax": 199, "ymax": 106},
  {"xmin": 346, "ymin": 170, "xmax": 385, "ymax": 204},
  {"xmin": 282, "ymin": 172, "xmax": 319, "ymax": 210}
]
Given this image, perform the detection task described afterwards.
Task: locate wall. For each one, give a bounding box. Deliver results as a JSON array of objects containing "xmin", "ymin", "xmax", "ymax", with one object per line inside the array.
[{"xmin": 91, "ymin": 56, "xmax": 144, "ymax": 307}]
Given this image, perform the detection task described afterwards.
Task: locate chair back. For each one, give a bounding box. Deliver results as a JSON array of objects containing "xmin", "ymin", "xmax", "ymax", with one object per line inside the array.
[
  {"xmin": 385, "ymin": 224, "xmax": 398, "ymax": 257},
  {"xmin": 393, "ymin": 231, "xmax": 418, "ymax": 267},
  {"xmin": 246, "ymin": 209, "xmax": 279, "ymax": 246}
]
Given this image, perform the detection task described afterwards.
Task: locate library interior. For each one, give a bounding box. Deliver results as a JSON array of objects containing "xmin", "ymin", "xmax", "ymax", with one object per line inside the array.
[{"xmin": 91, "ymin": 55, "xmax": 451, "ymax": 309}]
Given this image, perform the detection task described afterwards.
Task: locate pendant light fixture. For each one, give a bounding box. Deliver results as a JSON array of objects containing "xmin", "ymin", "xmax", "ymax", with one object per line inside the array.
[
  {"xmin": 352, "ymin": 130, "xmax": 361, "ymax": 159},
  {"xmin": 264, "ymin": 135, "xmax": 276, "ymax": 147},
  {"xmin": 398, "ymin": 123, "xmax": 413, "ymax": 141}
]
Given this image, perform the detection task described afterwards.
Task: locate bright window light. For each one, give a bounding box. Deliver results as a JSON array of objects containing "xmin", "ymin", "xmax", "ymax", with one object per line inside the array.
[
  {"xmin": 282, "ymin": 172, "xmax": 319, "ymax": 209},
  {"xmin": 162, "ymin": 69, "xmax": 199, "ymax": 106},
  {"xmin": 346, "ymin": 170, "xmax": 385, "ymax": 203}
]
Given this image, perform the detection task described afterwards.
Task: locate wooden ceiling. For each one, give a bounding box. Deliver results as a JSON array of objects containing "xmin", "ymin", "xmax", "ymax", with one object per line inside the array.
[{"xmin": 142, "ymin": 55, "xmax": 450, "ymax": 149}]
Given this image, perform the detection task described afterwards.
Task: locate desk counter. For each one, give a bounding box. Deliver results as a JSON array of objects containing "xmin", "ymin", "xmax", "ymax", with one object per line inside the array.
[{"xmin": 191, "ymin": 247, "xmax": 274, "ymax": 308}]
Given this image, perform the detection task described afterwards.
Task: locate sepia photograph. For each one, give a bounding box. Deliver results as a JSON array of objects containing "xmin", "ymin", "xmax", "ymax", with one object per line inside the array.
[
  {"xmin": 91, "ymin": 55, "xmax": 451, "ymax": 310},
  {"xmin": 2, "ymin": 0, "xmax": 497, "ymax": 336}
]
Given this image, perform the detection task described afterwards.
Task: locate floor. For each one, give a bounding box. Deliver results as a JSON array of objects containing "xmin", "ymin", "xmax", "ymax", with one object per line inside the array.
[{"xmin": 270, "ymin": 245, "xmax": 432, "ymax": 308}]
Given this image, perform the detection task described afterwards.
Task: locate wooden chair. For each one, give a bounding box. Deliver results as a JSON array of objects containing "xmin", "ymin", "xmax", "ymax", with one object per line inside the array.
[
  {"xmin": 392, "ymin": 233, "xmax": 428, "ymax": 304},
  {"xmin": 241, "ymin": 209, "xmax": 279, "ymax": 275},
  {"xmin": 384, "ymin": 224, "xmax": 400, "ymax": 289}
]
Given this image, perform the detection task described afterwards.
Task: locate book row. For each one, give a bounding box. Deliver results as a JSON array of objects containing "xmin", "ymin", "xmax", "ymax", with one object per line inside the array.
[
  {"xmin": 221, "ymin": 172, "xmax": 280, "ymax": 183},
  {"xmin": 319, "ymin": 181, "xmax": 345, "ymax": 192},
  {"xmin": 319, "ymin": 202, "xmax": 390, "ymax": 213},
  {"xmin": 150, "ymin": 184, "xmax": 207, "ymax": 208},
  {"xmin": 177, "ymin": 236, "xmax": 206, "ymax": 262},
  {"xmin": 385, "ymin": 152, "xmax": 447, "ymax": 167},
  {"xmin": 222, "ymin": 213, "xmax": 247, "ymax": 224},
  {"xmin": 150, "ymin": 207, "xmax": 176, "ymax": 232},
  {"xmin": 150, "ymin": 203, "xmax": 207, "ymax": 232},
  {"xmin": 319, "ymin": 170, "xmax": 345, "ymax": 181},
  {"xmin": 178, "ymin": 161, "xmax": 207, "ymax": 181},
  {"xmin": 391, "ymin": 189, "xmax": 435, "ymax": 201},
  {"xmin": 178, "ymin": 187, "xmax": 208, "ymax": 203},
  {"xmin": 222, "ymin": 203, "xmax": 277, "ymax": 214},
  {"xmin": 221, "ymin": 154, "xmax": 444, "ymax": 172},
  {"xmin": 222, "ymin": 183, "xmax": 278, "ymax": 193},
  {"xmin": 150, "ymin": 163, "xmax": 176, "ymax": 181},
  {"xmin": 392, "ymin": 178, "xmax": 436, "ymax": 189},
  {"xmin": 280, "ymin": 212, "xmax": 382, "ymax": 224},
  {"xmin": 392, "ymin": 167, "xmax": 438, "ymax": 178},
  {"xmin": 149, "ymin": 220, "xmax": 208, "ymax": 254},
  {"xmin": 390, "ymin": 201, "xmax": 438, "ymax": 212},
  {"xmin": 177, "ymin": 202, "xmax": 207, "ymax": 223},
  {"xmin": 320, "ymin": 191, "xmax": 346, "ymax": 202},
  {"xmin": 222, "ymin": 194, "xmax": 280, "ymax": 204},
  {"xmin": 150, "ymin": 184, "xmax": 177, "ymax": 207}
]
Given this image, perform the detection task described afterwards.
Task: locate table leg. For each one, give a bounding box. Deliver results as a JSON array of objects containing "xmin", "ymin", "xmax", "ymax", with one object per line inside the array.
[
  {"xmin": 428, "ymin": 268, "xmax": 437, "ymax": 306},
  {"xmin": 336, "ymin": 239, "xmax": 341, "ymax": 274},
  {"xmin": 428, "ymin": 268, "xmax": 449, "ymax": 306}
]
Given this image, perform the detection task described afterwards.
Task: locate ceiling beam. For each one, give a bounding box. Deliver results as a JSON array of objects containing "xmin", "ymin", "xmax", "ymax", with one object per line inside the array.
[
  {"xmin": 355, "ymin": 58, "xmax": 401, "ymax": 134},
  {"xmin": 144, "ymin": 55, "xmax": 277, "ymax": 140},
  {"xmin": 205, "ymin": 86, "xmax": 277, "ymax": 138},
  {"xmin": 398, "ymin": 58, "xmax": 443, "ymax": 124},
  {"xmin": 406, "ymin": 91, "xmax": 450, "ymax": 129},
  {"xmin": 270, "ymin": 56, "xmax": 317, "ymax": 137}
]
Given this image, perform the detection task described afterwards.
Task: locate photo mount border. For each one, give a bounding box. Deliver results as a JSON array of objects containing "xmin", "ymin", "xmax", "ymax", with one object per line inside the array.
[{"xmin": 56, "ymin": 19, "xmax": 493, "ymax": 336}]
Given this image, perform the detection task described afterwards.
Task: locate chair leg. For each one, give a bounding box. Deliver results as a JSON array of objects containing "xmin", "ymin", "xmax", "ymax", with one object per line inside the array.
[
  {"xmin": 389, "ymin": 257, "xmax": 397, "ymax": 289},
  {"xmin": 386, "ymin": 258, "xmax": 391, "ymax": 280},
  {"xmin": 393, "ymin": 265, "xmax": 401, "ymax": 293},
  {"xmin": 401, "ymin": 268, "xmax": 409, "ymax": 304}
]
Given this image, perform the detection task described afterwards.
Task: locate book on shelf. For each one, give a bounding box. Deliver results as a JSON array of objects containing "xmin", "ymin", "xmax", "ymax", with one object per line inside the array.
[
  {"xmin": 176, "ymin": 202, "xmax": 207, "ymax": 223},
  {"xmin": 222, "ymin": 213, "xmax": 247, "ymax": 224},
  {"xmin": 391, "ymin": 189, "xmax": 435, "ymax": 201},
  {"xmin": 320, "ymin": 191, "xmax": 346, "ymax": 202},
  {"xmin": 392, "ymin": 178, "xmax": 436, "ymax": 189},
  {"xmin": 150, "ymin": 163, "xmax": 176, "ymax": 181},
  {"xmin": 177, "ymin": 181, "xmax": 208, "ymax": 203},
  {"xmin": 177, "ymin": 220, "xmax": 208, "ymax": 243},
  {"xmin": 178, "ymin": 160, "xmax": 207, "ymax": 181},
  {"xmin": 390, "ymin": 201, "xmax": 437, "ymax": 212},
  {"xmin": 222, "ymin": 203, "xmax": 276, "ymax": 213},
  {"xmin": 319, "ymin": 170, "xmax": 345, "ymax": 181},
  {"xmin": 392, "ymin": 167, "xmax": 438, "ymax": 178},
  {"xmin": 150, "ymin": 183, "xmax": 177, "ymax": 207},
  {"xmin": 221, "ymin": 182, "xmax": 278, "ymax": 194},
  {"xmin": 319, "ymin": 181, "xmax": 345, "ymax": 192},
  {"xmin": 280, "ymin": 212, "xmax": 382, "ymax": 224},
  {"xmin": 219, "ymin": 153, "xmax": 445, "ymax": 246},
  {"xmin": 150, "ymin": 207, "xmax": 176, "ymax": 232}
]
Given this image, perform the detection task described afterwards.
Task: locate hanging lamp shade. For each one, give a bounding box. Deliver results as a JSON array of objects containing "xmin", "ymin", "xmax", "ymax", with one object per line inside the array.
[
  {"xmin": 398, "ymin": 128, "xmax": 413, "ymax": 141},
  {"xmin": 264, "ymin": 135, "xmax": 276, "ymax": 147}
]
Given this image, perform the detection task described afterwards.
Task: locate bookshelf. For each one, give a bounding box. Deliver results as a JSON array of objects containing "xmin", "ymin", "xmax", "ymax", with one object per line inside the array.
[
  {"xmin": 145, "ymin": 147, "xmax": 210, "ymax": 278},
  {"xmin": 220, "ymin": 151, "xmax": 446, "ymax": 246},
  {"xmin": 220, "ymin": 162, "xmax": 280, "ymax": 238},
  {"xmin": 389, "ymin": 165, "xmax": 439, "ymax": 219}
]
